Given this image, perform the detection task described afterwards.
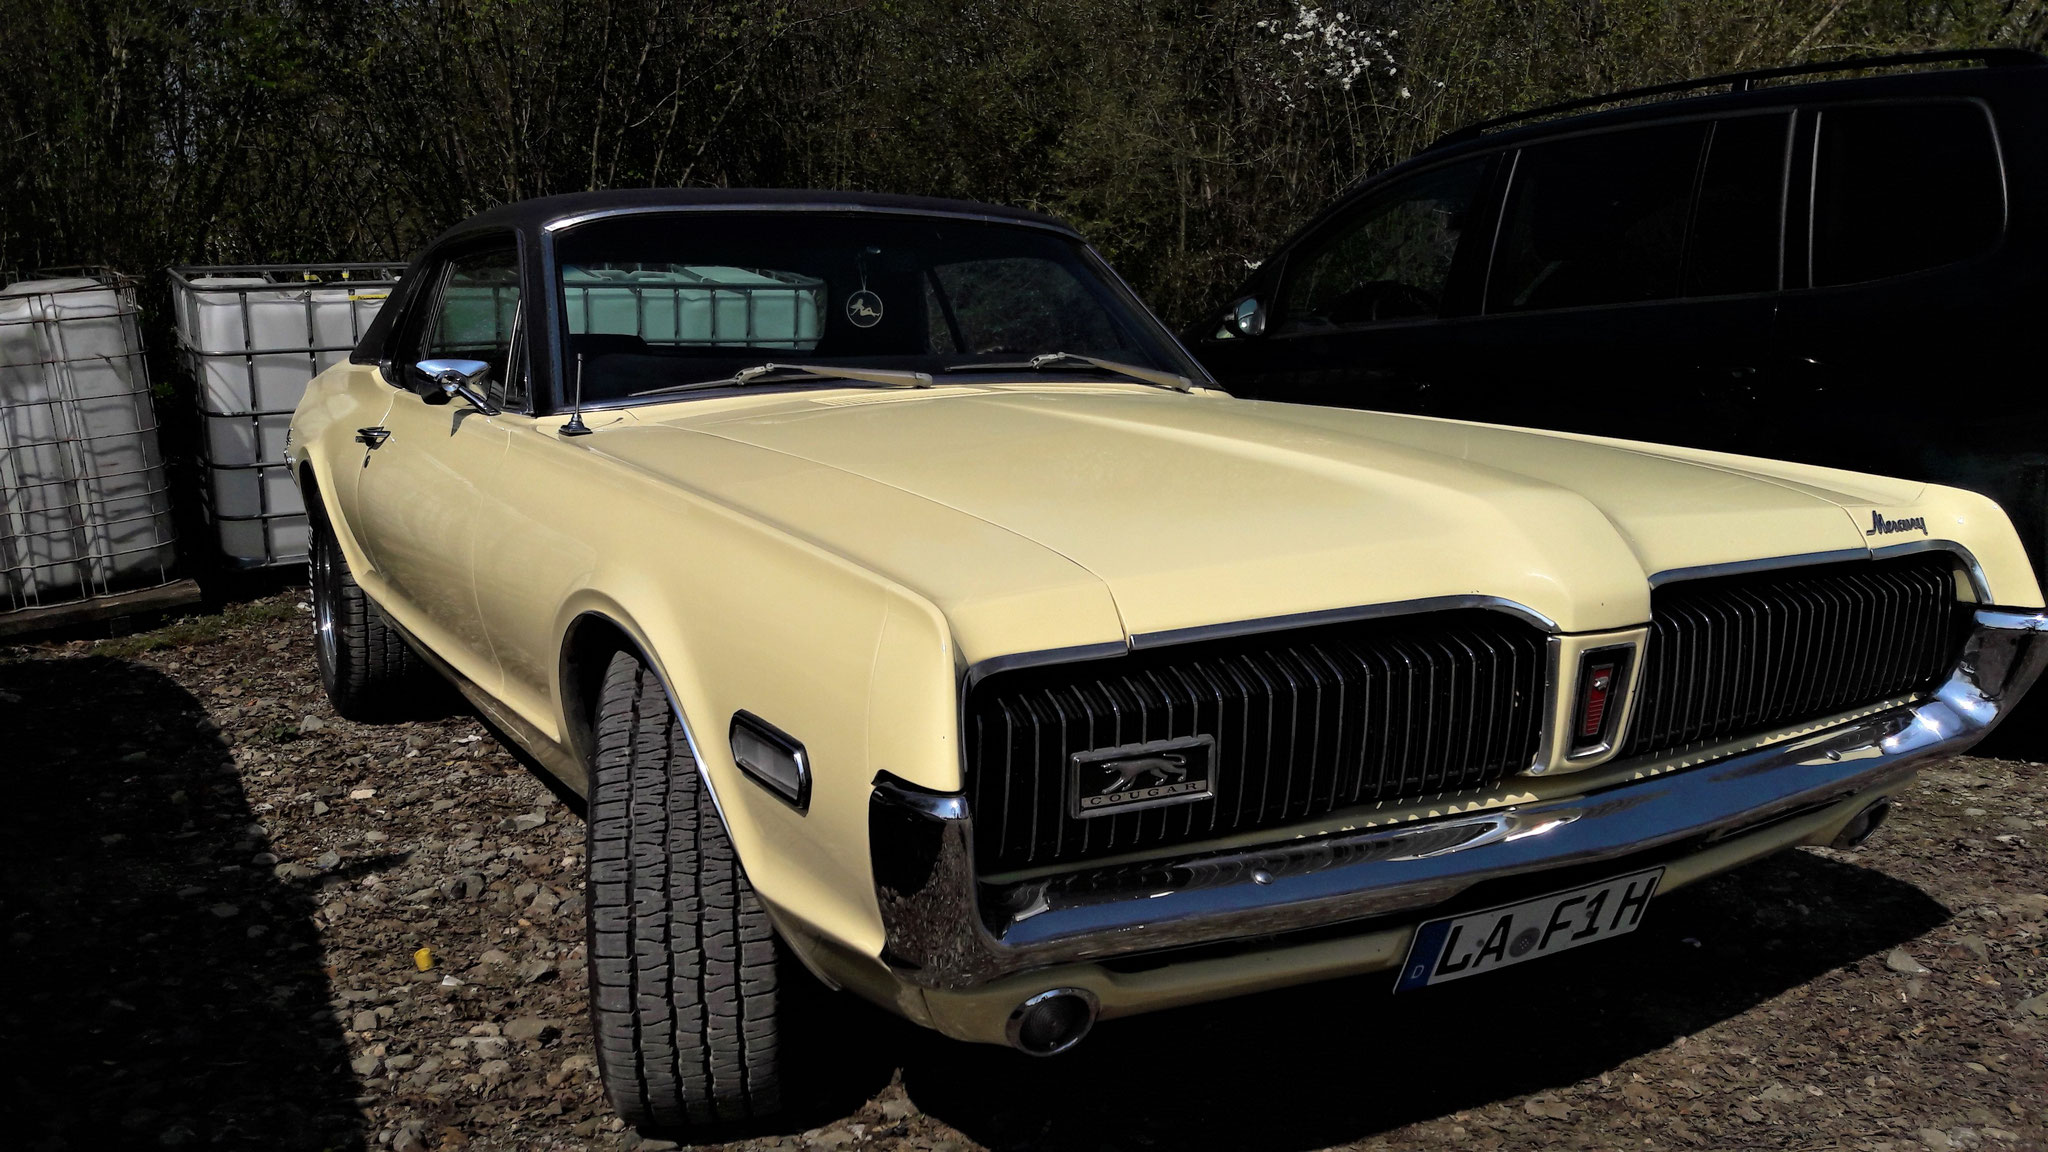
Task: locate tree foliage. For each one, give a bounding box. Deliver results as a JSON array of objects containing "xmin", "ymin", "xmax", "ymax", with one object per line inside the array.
[{"xmin": 3, "ymin": 0, "xmax": 2041, "ymax": 325}]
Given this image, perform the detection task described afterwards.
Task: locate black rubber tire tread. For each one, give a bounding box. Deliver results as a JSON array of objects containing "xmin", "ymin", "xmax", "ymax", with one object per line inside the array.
[
  {"xmin": 587, "ymin": 650, "xmax": 783, "ymax": 1133},
  {"xmin": 309, "ymin": 499, "xmax": 425, "ymax": 720}
]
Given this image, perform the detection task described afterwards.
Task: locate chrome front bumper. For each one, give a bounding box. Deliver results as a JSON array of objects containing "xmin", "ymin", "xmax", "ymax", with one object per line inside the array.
[{"xmin": 869, "ymin": 607, "xmax": 2048, "ymax": 991}]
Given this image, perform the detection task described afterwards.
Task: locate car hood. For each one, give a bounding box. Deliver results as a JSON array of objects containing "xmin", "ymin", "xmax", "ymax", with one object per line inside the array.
[{"xmin": 595, "ymin": 386, "xmax": 1966, "ymax": 649}]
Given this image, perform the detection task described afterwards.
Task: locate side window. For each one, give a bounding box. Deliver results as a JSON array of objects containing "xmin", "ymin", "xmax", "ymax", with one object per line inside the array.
[
  {"xmin": 1489, "ymin": 122, "xmax": 1706, "ymax": 312},
  {"xmin": 423, "ymin": 247, "xmax": 525, "ymax": 408},
  {"xmin": 1810, "ymin": 102, "xmax": 2003, "ymax": 287},
  {"xmin": 1684, "ymin": 114, "xmax": 1789, "ymax": 297},
  {"xmin": 1279, "ymin": 158, "xmax": 1489, "ymax": 332}
]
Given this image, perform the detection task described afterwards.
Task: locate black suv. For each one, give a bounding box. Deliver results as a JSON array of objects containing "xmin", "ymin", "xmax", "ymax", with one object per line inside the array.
[{"xmin": 1191, "ymin": 49, "xmax": 2048, "ymax": 581}]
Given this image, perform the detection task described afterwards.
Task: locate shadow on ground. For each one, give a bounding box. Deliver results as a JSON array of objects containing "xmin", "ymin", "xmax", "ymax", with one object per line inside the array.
[
  {"xmin": 896, "ymin": 848, "xmax": 1950, "ymax": 1152},
  {"xmin": 0, "ymin": 656, "xmax": 365, "ymax": 1151}
]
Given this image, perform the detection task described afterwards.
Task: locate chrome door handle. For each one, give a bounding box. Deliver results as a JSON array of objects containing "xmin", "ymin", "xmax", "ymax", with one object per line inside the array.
[{"xmin": 355, "ymin": 426, "xmax": 391, "ymax": 448}]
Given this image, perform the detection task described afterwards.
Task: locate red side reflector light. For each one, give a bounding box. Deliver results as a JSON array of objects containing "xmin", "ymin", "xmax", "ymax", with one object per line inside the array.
[
  {"xmin": 1580, "ymin": 663, "xmax": 1614, "ymax": 739},
  {"xmin": 1570, "ymin": 646, "xmax": 1633, "ymax": 756}
]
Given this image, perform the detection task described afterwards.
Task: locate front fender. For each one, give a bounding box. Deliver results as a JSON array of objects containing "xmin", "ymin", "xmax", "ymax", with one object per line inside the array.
[{"xmin": 542, "ymin": 547, "xmax": 961, "ymax": 975}]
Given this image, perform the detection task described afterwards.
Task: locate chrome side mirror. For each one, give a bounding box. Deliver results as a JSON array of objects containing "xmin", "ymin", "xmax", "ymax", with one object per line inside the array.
[
  {"xmin": 1221, "ymin": 296, "xmax": 1267, "ymax": 339},
  {"xmin": 416, "ymin": 358, "xmax": 500, "ymax": 415}
]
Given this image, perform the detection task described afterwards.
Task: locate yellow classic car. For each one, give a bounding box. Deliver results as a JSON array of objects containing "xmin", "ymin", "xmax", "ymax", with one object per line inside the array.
[{"xmin": 288, "ymin": 189, "xmax": 2048, "ymax": 1133}]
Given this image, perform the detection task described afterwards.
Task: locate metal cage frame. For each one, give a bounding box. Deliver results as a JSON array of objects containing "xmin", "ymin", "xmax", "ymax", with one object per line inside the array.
[
  {"xmin": 1, "ymin": 270, "xmax": 180, "ymax": 617},
  {"xmin": 168, "ymin": 263, "xmax": 406, "ymax": 568}
]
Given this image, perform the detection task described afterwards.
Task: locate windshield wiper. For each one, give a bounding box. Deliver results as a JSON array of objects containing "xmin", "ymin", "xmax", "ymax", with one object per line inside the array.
[
  {"xmin": 630, "ymin": 362, "xmax": 935, "ymax": 398},
  {"xmin": 946, "ymin": 351, "xmax": 1194, "ymax": 393}
]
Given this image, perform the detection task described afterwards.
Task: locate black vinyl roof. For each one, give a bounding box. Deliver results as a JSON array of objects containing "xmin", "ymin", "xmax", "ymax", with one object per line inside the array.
[{"xmin": 436, "ymin": 188, "xmax": 1079, "ymax": 246}]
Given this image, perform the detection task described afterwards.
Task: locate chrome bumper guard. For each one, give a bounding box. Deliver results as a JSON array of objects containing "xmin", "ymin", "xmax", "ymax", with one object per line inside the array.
[{"xmin": 870, "ymin": 608, "xmax": 2048, "ymax": 991}]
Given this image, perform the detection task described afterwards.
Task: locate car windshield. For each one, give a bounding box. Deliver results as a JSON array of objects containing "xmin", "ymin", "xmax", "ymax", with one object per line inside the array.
[{"xmin": 551, "ymin": 211, "xmax": 1200, "ymax": 405}]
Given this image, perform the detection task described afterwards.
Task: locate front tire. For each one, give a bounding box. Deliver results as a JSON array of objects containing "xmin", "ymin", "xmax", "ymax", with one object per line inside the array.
[
  {"xmin": 587, "ymin": 651, "xmax": 784, "ymax": 1132},
  {"xmin": 307, "ymin": 497, "xmax": 425, "ymax": 720}
]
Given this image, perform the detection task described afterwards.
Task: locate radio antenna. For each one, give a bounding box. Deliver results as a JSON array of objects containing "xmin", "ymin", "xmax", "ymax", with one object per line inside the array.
[{"xmin": 562, "ymin": 351, "xmax": 594, "ymax": 437}]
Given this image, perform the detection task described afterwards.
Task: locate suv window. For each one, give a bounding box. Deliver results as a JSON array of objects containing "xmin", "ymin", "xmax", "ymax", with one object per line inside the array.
[
  {"xmin": 1279, "ymin": 158, "xmax": 1489, "ymax": 332},
  {"xmin": 425, "ymin": 247, "xmax": 525, "ymax": 409},
  {"xmin": 1490, "ymin": 122, "xmax": 1706, "ymax": 312},
  {"xmin": 1684, "ymin": 114, "xmax": 1788, "ymax": 297},
  {"xmin": 1810, "ymin": 102, "xmax": 2003, "ymax": 287}
]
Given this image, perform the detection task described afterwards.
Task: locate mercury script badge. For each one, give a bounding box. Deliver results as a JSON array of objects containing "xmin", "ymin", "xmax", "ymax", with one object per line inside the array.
[
  {"xmin": 1865, "ymin": 510, "xmax": 1929, "ymax": 536},
  {"xmin": 1070, "ymin": 735, "xmax": 1217, "ymax": 818},
  {"xmin": 845, "ymin": 289, "xmax": 884, "ymax": 328}
]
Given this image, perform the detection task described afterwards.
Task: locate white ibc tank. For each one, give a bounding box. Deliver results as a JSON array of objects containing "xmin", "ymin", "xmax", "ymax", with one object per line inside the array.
[
  {"xmin": 170, "ymin": 265, "xmax": 401, "ymax": 567},
  {"xmin": 563, "ymin": 265, "xmax": 822, "ymax": 349},
  {"xmin": 0, "ymin": 276, "xmax": 177, "ymax": 613}
]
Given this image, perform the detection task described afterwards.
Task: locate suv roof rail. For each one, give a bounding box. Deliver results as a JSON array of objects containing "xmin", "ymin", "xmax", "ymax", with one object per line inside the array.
[{"xmin": 1430, "ymin": 47, "xmax": 2046, "ymax": 148}]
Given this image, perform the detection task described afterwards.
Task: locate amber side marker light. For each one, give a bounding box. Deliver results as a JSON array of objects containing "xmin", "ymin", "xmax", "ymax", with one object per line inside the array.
[{"xmin": 730, "ymin": 711, "xmax": 811, "ymax": 812}]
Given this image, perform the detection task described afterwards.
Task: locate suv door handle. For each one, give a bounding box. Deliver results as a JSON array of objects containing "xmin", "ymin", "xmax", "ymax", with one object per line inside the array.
[{"xmin": 355, "ymin": 426, "xmax": 391, "ymax": 448}]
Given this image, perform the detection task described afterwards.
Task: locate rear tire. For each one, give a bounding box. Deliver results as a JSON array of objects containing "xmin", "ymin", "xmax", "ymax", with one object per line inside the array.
[
  {"xmin": 587, "ymin": 650, "xmax": 784, "ymax": 1132},
  {"xmin": 307, "ymin": 496, "xmax": 425, "ymax": 720}
]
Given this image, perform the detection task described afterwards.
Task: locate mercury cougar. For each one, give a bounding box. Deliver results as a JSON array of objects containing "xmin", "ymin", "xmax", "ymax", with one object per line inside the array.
[{"xmin": 287, "ymin": 189, "xmax": 2048, "ymax": 1134}]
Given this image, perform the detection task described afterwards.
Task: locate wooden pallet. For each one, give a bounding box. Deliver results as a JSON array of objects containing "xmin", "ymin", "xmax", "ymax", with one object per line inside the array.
[{"xmin": 0, "ymin": 579, "xmax": 203, "ymax": 641}]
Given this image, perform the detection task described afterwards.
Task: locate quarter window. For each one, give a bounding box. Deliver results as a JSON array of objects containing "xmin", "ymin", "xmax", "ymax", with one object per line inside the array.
[
  {"xmin": 1279, "ymin": 158, "xmax": 1490, "ymax": 331},
  {"xmin": 1810, "ymin": 102, "xmax": 2003, "ymax": 287},
  {"xmin": 1490, "ymin": 122, "xmax": 1706, "ymax": 312},
  {"xmin": 425, "ymin": 247, "xmax": 525, "ymax": 409}
]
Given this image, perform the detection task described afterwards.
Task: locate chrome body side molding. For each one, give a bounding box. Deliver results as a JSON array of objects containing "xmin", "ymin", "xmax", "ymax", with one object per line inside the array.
[
  {"xmin": 1649, "ymin": 541, "xmax": 1991, "ymax": 601},
  {"xmin": 1127, "ymin": 593, "xmax": 1561, "ymax": 649}
]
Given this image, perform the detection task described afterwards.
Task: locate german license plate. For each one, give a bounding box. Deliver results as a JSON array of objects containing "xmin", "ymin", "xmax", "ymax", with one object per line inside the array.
[{"xmin": 1394, "ymin": 867, "xmax": 1663, "ymax": 992}]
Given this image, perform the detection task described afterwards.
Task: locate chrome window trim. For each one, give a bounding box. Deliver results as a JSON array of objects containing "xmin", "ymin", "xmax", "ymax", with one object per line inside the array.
[{"xmin": 542, "ymin": 202, "xmax": 1082, "ymax": 237}]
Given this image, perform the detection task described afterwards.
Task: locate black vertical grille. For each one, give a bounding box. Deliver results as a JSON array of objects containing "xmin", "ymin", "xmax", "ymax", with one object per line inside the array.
[
  {"xmin": 965, "ymin": 610, "xmax": 1547, "ymax": 873},
  {"xmin": 1621, "ymin": 552, "xmax": 1969, "ymax": 760}
]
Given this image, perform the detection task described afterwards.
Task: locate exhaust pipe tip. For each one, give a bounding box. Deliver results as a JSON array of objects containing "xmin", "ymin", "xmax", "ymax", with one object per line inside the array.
[
  {"xmin": 1832, "ymin": 797, "xmax": 1894, "ymax": 849},
  {"xmin": 1006, "ymin": 988, "xmax": 1098, "ymax": 1056}
]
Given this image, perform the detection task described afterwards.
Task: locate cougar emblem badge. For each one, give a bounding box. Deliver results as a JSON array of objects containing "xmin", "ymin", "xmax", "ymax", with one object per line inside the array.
[{"xmin": 1070, "ymin": 736, "xmax": 1216, "ymax": 818}]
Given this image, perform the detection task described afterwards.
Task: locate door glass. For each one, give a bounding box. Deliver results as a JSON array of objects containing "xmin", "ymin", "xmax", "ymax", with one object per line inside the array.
[
  {"xmin": 1811, "ymin": 102, "xmax": 2003, "ymax": 287},
  {"xmin": 425, "ymin": 248, "xmax": 524, "ymax": 407},
  {"xmin": 1684, "ymin": 114, "xmax": 1788, "ymax": 297},
  {"xmin": 1279, "ymin": 158, "xmax": 1489, "ymax": 332},
  {"xmin": 1490, "ymin": 122, "xmax": 1706, "ymax": 312}
]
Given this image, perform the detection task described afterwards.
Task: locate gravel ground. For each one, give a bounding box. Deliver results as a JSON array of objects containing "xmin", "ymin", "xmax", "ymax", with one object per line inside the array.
[{"xmin": 4, "ymin": 589, "xmax": 2046, "ymax": 1152}]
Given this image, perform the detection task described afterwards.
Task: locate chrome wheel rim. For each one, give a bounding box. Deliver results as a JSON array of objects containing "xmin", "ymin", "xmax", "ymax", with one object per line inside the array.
[{"xmin": 312, "ymin": 527, "xmax": 339, "ymax": 673}]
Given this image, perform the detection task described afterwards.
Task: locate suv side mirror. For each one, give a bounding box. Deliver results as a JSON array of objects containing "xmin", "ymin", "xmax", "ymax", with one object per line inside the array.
[
  {"xmin": 1221, "ymin": 296, "xmax": 1267, "ymax": 339},
  {"xmin": 415, "ymin": 358, "xmax": 501, "ymax": 415}
]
